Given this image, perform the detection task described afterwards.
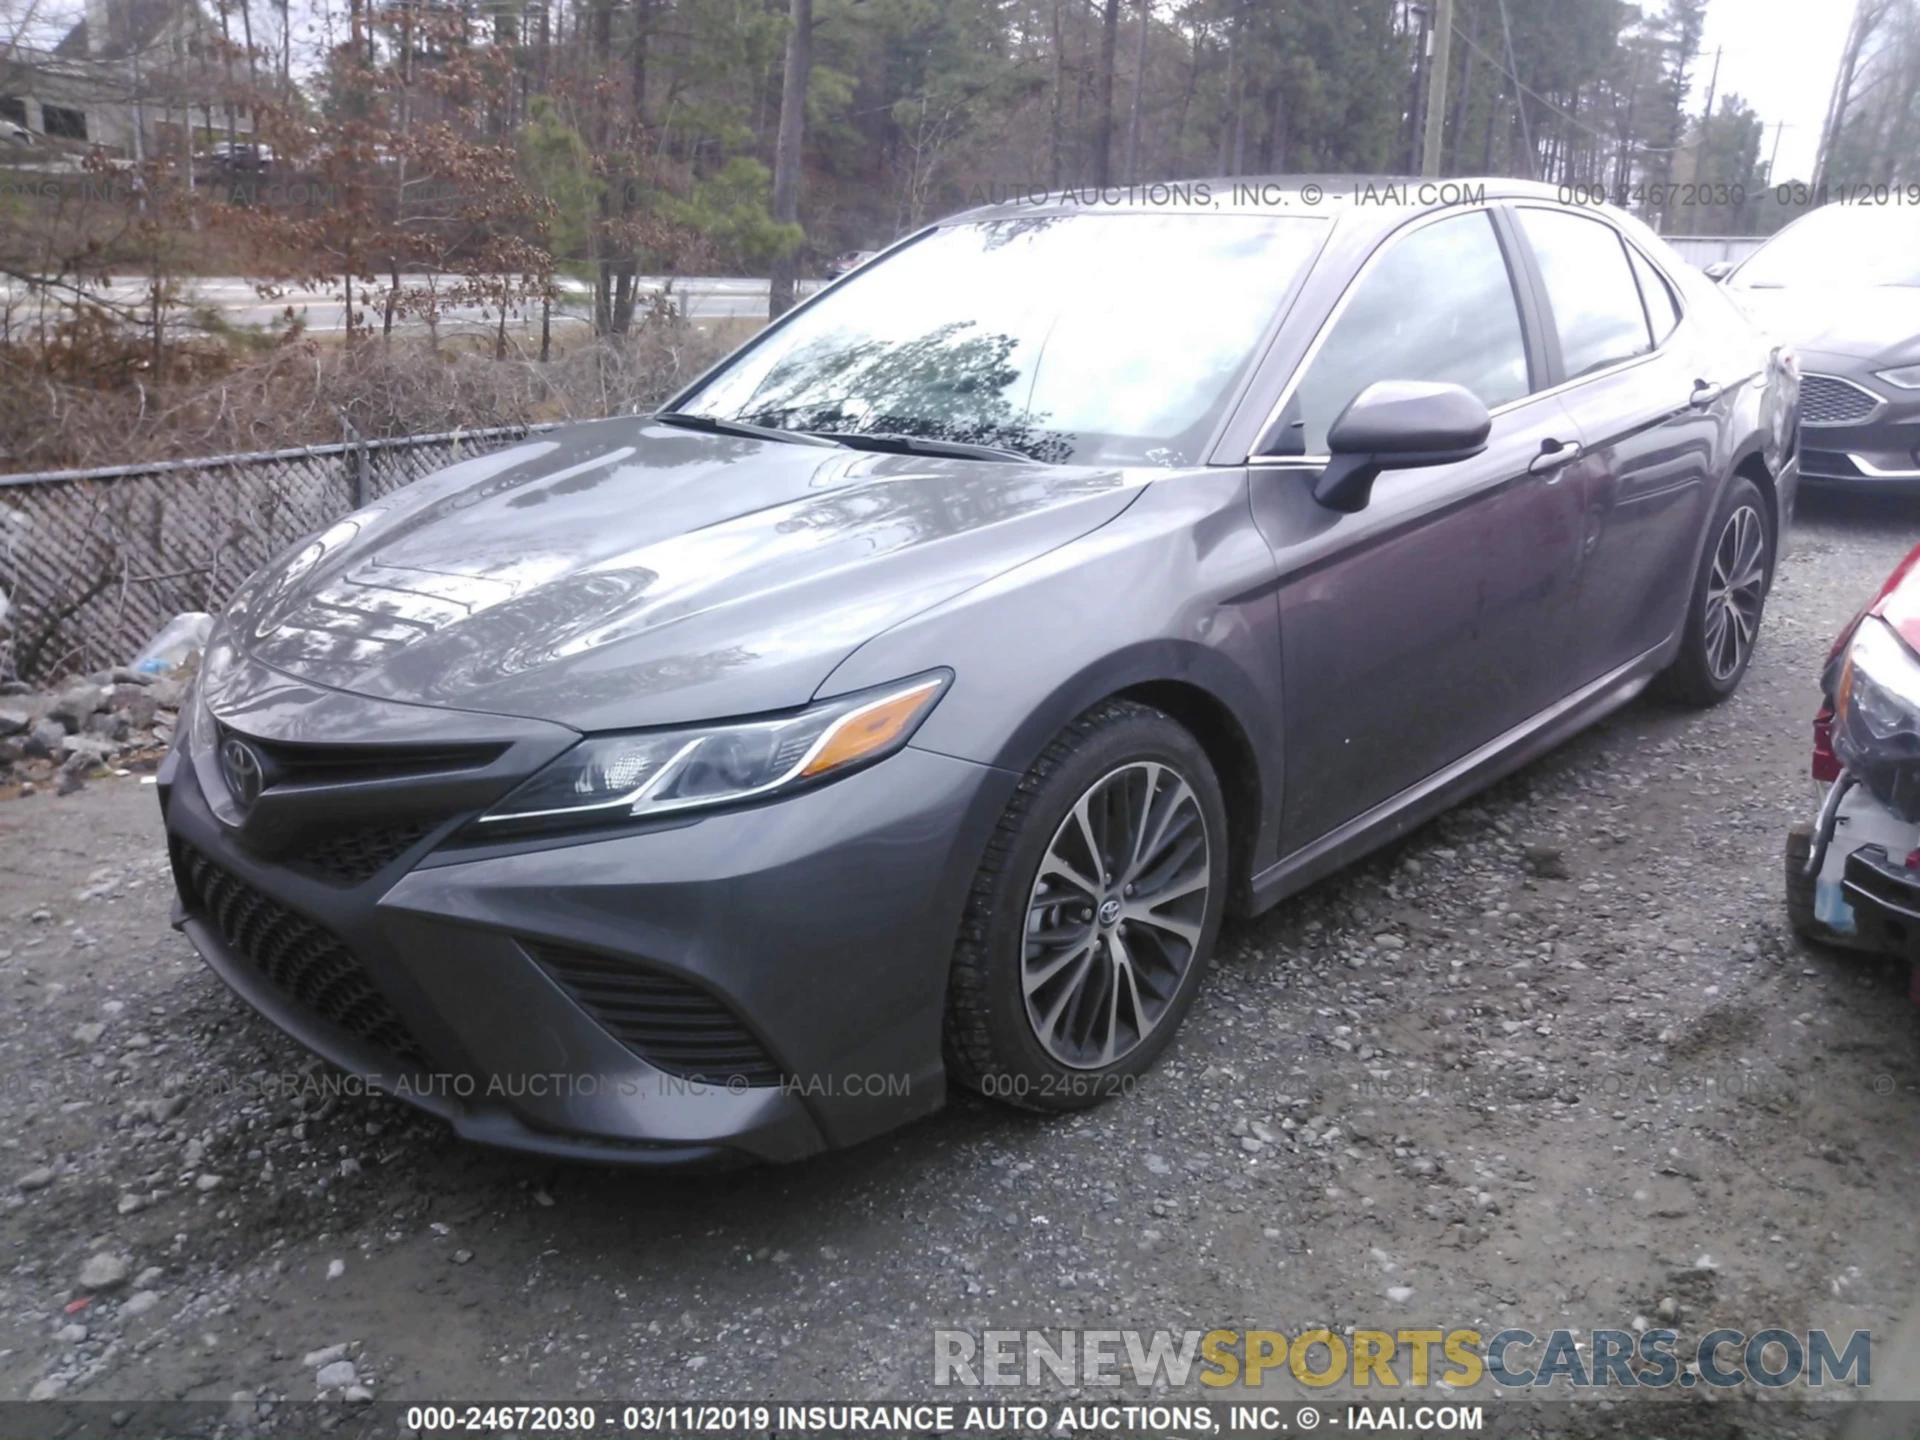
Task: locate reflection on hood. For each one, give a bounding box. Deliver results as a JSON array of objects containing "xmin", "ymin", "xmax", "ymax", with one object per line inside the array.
[
  {"xmin": 226, "ymin": 417, "xmax": 1143, "ymax": 731},
  {"xmin": 1729, "ymin": 284, "xmax": 1920, "ymax": 361}
]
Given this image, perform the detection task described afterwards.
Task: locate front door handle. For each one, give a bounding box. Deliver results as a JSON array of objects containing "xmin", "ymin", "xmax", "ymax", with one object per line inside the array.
[
  {"xmin": 1690, "ymin": 379, "xmax": 1724, "ymax": 409},
  {"xmin": 1528, "ymin": 437, "xmax": 1581, "ymax": 476}
]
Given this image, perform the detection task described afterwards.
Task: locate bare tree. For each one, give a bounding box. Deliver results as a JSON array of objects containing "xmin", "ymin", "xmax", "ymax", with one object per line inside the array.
[
  {"xmin": 1815, "ymin": 0, "xmax": 1887, "ymax": 188},
  {"xmin": 1090, "ymin": 0, "xmax": 1119, "ymax": 186},
  {"xmin": 767, "ymin": 0, "xmax": 812, "ymax": 319}
]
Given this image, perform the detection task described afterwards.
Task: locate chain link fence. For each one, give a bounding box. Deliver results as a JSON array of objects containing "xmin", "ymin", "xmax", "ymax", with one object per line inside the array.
[{"xmin": 0, "ymin": 424, "xmax": 558, "ymax": 684}]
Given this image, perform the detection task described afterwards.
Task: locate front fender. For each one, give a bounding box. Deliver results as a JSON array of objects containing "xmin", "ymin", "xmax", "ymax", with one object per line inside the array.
[{"xmin": 814, "ymin": 467, "xmax": 1289, "ymax": 878}]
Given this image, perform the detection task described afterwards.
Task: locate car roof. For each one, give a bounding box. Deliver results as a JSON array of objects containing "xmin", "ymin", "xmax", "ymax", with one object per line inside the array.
[
  {"xmin": 940, "ymin": 175, "xmax": 1574, "ymax": 238},
  {"xmin": 1773, "ymin": 198, "xmax": 1920, "ymax": 233}
]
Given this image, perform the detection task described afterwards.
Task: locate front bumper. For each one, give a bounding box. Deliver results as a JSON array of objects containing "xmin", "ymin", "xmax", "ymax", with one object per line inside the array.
[
  {"xmin": 160, "ymin": 689, "xmax": 1016, "ymax": 1166},
  {"xmin": 1805, "ymin": 780, "xmax": 1920, "ymax": 962},
  {"xmin": 1840, "ymin": 844, "xmax": 1920, "ymax": 962},
  {"xmin": 1796, "ymin": 358, "xmax": 1920, "ymax": 489}
]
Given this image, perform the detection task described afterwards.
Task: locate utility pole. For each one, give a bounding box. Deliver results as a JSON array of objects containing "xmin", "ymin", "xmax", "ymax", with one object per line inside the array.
[
  {"xmin": 1697, "ymin": 43, "xmax": 1720, "ymax": 147},
  {"xmin": 1122, "ymin": 0, "xmax": 1149, "ymax": 184},
  {"xmin": 1682, "ymin": 42, "xmax": 1720, "ymax": 233},
  {"xmin": 1407, "ymin": 3, "xmax": 1431, "ymax": 175},
  {"xmin": 1420, "ymin": 0, "xmax": 1453, "ymax": 177},
  {"xmin": 1767, "ymin": 119, "xmax": 1784, "ymax": 180}
]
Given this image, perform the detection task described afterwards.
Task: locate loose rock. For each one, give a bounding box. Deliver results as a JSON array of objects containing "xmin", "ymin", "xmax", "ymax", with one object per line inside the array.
[{"xmin": 78, "ymin": 1253, "xmax": 130, "ymax": 1291}]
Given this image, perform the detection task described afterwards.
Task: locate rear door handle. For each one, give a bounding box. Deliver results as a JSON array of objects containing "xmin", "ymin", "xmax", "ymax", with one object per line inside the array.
[
  {"xmin": 1528, "ymin": 438, "xmax": 1581, "ymax": 476},
  {"xmin": 1689, "ymin": 379, "xmax": 1724, "ymax": 409}
]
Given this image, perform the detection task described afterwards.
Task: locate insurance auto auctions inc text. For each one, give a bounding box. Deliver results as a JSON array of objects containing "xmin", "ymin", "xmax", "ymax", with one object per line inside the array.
[{"xmin": 934, "ymin": 1326, "xmax": 1871, "ymax": 1391}]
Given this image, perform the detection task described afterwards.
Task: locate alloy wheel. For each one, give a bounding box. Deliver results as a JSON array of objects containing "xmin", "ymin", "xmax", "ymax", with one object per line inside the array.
[
  {"xmin": 1704, "ymin": 503, "xmax": 1766, "ymax": 682},
  {"xmin": 1021, "ymin": 761, "xmax": 1212, "ymax": 1069}
]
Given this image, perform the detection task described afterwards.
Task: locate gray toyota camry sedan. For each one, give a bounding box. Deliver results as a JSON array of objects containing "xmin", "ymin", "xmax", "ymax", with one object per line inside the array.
[{"xmin": 159, "ymin": 179, "xmax": 1799, "ymax": 1166}]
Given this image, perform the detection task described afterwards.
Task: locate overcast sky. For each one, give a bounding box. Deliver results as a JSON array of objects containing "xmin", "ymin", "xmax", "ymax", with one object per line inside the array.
[{"xmin": 1693, "ymin": 0, "xmax": 1856, "ymax": 182}]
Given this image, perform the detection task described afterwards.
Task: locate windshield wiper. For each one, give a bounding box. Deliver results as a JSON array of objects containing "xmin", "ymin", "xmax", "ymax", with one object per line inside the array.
[
  {"xmin": 797, "ymin": 430, "xmax": 1035, "ymax": 463},
  {"xmin": 651, "ymin": 411, "xmax": 845, "ymax": 448}
]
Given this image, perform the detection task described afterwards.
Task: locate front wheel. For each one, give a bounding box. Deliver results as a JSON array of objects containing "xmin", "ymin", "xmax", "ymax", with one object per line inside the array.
[
  {"xmin": 943, "ymin": 700, "xmax": 1229, "ymax": 1112},
  {"xmin": 1660, "ymin": 475, "xmax": 1772, "ymax": 707}
]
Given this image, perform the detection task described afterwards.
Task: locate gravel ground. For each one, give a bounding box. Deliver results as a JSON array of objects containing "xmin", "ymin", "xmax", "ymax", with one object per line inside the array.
[{"xmin": 2, "ymin": 491, "xmax": 1919, "ymax": 1421}]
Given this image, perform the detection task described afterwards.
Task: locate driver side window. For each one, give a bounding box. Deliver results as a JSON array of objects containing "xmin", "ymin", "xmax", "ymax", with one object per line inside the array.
[{"xmin": 1270, "ymin": 211, "xmax": 1530, "ymax": 457}]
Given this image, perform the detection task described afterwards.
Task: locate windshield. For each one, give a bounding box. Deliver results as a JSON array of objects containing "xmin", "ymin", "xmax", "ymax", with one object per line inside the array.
[
  {"xmin": 1734, "ymin": 206, "xmax": 1920, "ymax": 289},
  {"xmin": 676, "ymin": 213, "xmax": 1328, "ymax": 465}
]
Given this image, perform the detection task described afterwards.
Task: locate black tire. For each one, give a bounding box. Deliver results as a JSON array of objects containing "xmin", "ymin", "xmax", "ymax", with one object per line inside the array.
[
  {"xmin": 1660, "ymin": 475, "xmax": 1772, "ymax": 707},
  {"xmin": 1785, "ymin": 823, "xmax": 1821, "ymax": 942},
  {"xmin": 943, "ymin": 699, "xmax": 1229, "ymax": 1113}
]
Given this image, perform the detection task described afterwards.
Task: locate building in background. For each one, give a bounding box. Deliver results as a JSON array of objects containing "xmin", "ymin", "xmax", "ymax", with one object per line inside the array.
[{"xmin": 0, "ymin": 0, "xmax": 255, "ymax": 160}]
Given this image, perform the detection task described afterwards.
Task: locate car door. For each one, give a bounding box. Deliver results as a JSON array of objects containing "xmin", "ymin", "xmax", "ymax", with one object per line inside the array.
[
  {"xmin": 1245, "ymin": 207, "xmax": 1588, "ymax": 855},
  {"xmin": 1507, "ymin": 205, "xmax": 1719, "ymax": 685}
]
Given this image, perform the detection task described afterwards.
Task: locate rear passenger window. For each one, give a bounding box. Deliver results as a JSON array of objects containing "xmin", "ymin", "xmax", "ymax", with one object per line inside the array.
[
  {"xmin": 1628, "ymin": 246, "xmax": 1682, "ymax": 345},
  {"xmin": 1270, "ymin": 211, "xmax": 1530, "ymax": 456},
  {"xmin": 1518, "ymin": 208, "xmax": 1653, "ymax": 379}
]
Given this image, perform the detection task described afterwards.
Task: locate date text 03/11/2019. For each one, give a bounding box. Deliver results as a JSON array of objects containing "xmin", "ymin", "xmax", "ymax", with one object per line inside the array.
[{"xmin": 398, "ymin": 1402, "xmax": 1488, "ymax": 1434}]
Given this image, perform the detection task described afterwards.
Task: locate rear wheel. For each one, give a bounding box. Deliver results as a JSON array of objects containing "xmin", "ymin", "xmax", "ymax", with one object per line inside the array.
[
  {"xmin": 943, "ymin": 700, "xmax": 1228, "ymax": 1112},
  {"xmin": 1661, "ymin": 475, "xmax": 1771, "ymax": 707}
]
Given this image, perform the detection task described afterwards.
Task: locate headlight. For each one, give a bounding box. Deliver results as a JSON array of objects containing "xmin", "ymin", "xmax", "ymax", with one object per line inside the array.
[
  {"xmin": 1833, "ymin": 618, "xmax": 1920, "ymax": 819},
  {"xmin": 183, "ymin": 614, "xmax": 233, "ymax": 753},
  {"xmin": 479, "ymin": 672, "xmax": 950, "ymax": 830},
  {"xmin": 1877, "ymin": 363, "xmax": 1920, "ymax": 391},
  {"xmin": 186, "ymin": 676, "xmax": 216, "ymax": 754}
]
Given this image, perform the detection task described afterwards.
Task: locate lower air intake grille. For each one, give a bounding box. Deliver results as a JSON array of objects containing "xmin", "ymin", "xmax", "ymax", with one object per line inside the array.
[
  {"xmin": 1801, "ymin": 374, "xmax": 1881, "ymax": 426},
  {"xmin": 525, "ymin": 942, "xmax": 783, "ymax": 1086},
  {"xmin": 1801, "ymin": 449, "xmax": 1866, "ymax": 481},
  {"xmin": 173, "ymin": 842, "xmax": 429, "ymax": 1067},
  {"xmin": 294, "ymin": 823, "xmax": 433, "ymax": 885}
]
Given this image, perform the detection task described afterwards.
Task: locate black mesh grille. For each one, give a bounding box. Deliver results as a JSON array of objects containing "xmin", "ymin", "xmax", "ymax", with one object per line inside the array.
[
  {"xmin": 294, "ymin": 823, "xmax": 433, "ymax": 885},
  {"xmin": 526, "ymin": 942, "xmax": 783, "ymax": 1086},
  {"xmin": 1801, "ymin": 375, "xmax": 1881, "ymax": 426},
  {"xmin": 174, "ymin": 843, "xmax": 429, "ymax": 1067}
]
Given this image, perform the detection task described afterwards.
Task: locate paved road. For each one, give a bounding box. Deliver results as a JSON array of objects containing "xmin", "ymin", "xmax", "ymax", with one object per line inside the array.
[
  {"xmin": 0, "ymin": 490, "xmax": 1915, "ymax": 1419},
  {"xmin": 0, "ymin": 275, "xmax": 815, "ymax": 337}
]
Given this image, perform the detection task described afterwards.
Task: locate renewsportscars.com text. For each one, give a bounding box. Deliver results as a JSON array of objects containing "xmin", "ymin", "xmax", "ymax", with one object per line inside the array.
[{"xmin": 934, "ymin": 1326, "xmax": 1871, "ymax": 1389}]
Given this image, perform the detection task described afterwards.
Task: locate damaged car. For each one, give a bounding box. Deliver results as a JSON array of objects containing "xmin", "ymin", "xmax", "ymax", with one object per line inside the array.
[{"xmin": 1789, "ymin": 543, "xmax": 1920, "ymax": 990}]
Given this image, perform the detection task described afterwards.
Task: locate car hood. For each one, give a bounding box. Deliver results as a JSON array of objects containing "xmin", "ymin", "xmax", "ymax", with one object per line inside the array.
[
  {"xmin": 226, "ymin": 418, "xmax": 1142, "ymax": 731},
  {"xmin": 1728, "ymin": 284, "xmax": 1920, "ymax": 361}
]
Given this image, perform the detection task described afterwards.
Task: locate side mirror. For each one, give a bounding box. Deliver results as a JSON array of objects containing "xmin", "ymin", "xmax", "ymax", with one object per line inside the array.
[
  {"xmin": 1312, "ymin": 380, "xmax": 1492, "ymax": 513},
  {"xmin": 1703, "ymin": 260, "xmax": 1734, "ymax": 282}
]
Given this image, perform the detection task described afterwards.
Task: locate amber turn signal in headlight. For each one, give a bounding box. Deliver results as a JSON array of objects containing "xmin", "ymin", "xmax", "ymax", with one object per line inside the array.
[
  {"xmin": 481, "ymin": 671, "xmax": 951, "ymax": 830},
  {"xmin": 800, "ymin": 678, "xmax": 947, "ymax": 778}
]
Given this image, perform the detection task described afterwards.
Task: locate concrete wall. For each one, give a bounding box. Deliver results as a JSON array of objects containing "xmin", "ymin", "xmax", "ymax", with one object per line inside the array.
[{"xmin": 1666, "ymin": 235, "xmax": 1767, "ymax": 270}]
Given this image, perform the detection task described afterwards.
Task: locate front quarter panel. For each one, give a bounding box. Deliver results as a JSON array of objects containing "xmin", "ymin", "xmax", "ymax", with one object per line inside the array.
[
  {"xmin": 1709, "ymin": 325, "xmax": 1797, "ymax": 558},
  {"xmin": 815, "ymin": 467, "xmax": 1286, "ymax": 881},
  {"xmin": 1669, "ymin": 255, "xmax": 1798, "ymax": 541},
  {"xmin": 1763, "ymin": 342, "xmax": 1801, "ymax": 528}
]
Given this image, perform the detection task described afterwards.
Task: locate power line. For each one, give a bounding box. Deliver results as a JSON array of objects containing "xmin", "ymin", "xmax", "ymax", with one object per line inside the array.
[
  {"xmin": 1455, "ymin": 26, "xmax": 1694, "ymax": 156},
  {"xmin": 1492, "ymin": 0, "xmax": 1531, "ymax": 176}
]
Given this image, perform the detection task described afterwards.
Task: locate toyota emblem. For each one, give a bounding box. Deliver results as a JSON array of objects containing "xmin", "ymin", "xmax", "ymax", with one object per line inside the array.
[{"xmin": 220, "ymin": 736, "xmax": 265, "ymax": 809}]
